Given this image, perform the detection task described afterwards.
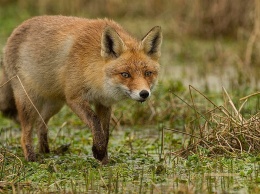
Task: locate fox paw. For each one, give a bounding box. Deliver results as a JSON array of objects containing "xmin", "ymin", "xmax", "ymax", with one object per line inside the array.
[
  {"xmin": 39, "ymin": 144, "xmax": 50, "ymax": 154},
  {"xmin": 25, "ymin": 152, "xmax": 36, "ymax": 162},
  {"xmin": 25, "ymin": 145, "xmax": 36, "ymax": 162},
  {"xmin": 92, "ymin": 145, "xmax": 108, "ymax": 164}
]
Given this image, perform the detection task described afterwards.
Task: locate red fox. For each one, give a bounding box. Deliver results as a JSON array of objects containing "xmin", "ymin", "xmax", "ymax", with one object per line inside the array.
[{"xmin": 0, "ymin": 16, "xmax": 162, "ymax": 164}]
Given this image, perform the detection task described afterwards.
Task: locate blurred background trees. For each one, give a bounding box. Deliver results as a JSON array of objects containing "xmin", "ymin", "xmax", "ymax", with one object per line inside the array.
[{"xmin": 0, "ymin": 0, "xmax": 255, "ymax": 38}]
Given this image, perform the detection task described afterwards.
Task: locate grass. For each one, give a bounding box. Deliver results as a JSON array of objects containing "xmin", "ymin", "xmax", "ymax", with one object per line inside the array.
[
  {"xmin": 176, "ymin": 87, "xmax": 260, "ymax": 155},
  {"xmin": 0, "ymin": 1, "xmax": 260, "ymax": 193},
  {"xmin": 0, "ymin": 86, "xmax": 259, "ymax": 193}
]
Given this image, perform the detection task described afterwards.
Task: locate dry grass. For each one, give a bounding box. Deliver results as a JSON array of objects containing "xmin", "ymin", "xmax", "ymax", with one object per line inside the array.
[
  {"xmin": 189, "ymin": 0, "xmax": 253, "ymax": 37},
  {"xmin": 1, "ymin": 0, "xmax": 253, "ymax": 38},
  {"xmin": 0, "ymin": 148, "xmax": 25, "ymax": 192},
  {"xmin": 172, "ymin": 86, "xmax": 260, "ymax": 157}
]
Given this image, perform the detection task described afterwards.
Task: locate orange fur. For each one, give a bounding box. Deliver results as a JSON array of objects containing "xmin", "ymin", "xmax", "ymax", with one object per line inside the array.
[{"xmin": 0, "ymin": 16, "xmax": 162, "ymax": 164}]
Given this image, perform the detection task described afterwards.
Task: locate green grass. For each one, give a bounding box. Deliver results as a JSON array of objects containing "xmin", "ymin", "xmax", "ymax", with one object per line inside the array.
[
  {"xmin": 1, "ymin": 124, "xmax": 259, "ymax": 193},
  {"xmin": 1, "ymin": 87, "xmax": 259, "ymax": 193}
]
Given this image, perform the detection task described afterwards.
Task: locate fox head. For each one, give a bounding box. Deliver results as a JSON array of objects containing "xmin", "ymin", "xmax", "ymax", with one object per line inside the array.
[{"xmin": 101, "ymin": 26, "xmax": 162, "ymax": 103}]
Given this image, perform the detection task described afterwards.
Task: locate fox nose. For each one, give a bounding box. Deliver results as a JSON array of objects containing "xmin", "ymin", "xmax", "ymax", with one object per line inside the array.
[{"xmin": 139, "ymin": 90, "xmax": 149, "ymax": 99}]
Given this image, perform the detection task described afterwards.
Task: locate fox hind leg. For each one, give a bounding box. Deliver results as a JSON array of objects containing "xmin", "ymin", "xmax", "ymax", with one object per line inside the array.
[
  {"xmin": 15, "ymin": 91, "xmax": 63, "ymax": 161},
  {"xmin": 35, "ymin": 100, "xmax": 63, "ymax": 154},
  {"xmin": 35, "ymin": 116, "xmax": 50, "ymax": 154},
  {"xmin": 15, "ymin": 97, "xmax": 37, "ymax": 161}
]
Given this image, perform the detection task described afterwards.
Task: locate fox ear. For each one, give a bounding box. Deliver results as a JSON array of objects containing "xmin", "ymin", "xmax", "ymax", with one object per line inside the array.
[
  {"xmin": 141, "ymin": 26, "xmax": 162, "ymax": 59},
  {"xmin": 101, "ymin": 26, "xmax": 125, "ymax": 59}
]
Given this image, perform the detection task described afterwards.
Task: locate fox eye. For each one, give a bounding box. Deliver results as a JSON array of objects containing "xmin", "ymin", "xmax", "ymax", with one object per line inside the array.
[
  {"xmin": 121, "ymin": 72, "xmax": 131, "ymax": 78},
  {"xmin": 145, "ymin": 71, "xmax": 152, "ymax": 77}
]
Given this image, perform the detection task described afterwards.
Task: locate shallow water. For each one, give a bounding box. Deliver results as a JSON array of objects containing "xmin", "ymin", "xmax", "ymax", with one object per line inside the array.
[{"xmin": 161, "ymin": 64, "xmax": 260, "ymax": 92}]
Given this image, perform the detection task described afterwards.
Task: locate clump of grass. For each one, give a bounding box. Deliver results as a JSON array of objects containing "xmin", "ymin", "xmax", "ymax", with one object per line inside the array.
[
  {"xmin": 173, "ymin": 86, "xmax": 260, "ymax": 157},
  {"xmin": 0, "ymin": 148, "xmax": 29, "ymax": 192}
]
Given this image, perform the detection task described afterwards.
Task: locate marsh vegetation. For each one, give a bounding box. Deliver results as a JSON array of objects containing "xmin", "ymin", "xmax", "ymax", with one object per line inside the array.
[{"xmin": 0, "ymin": 0, "xmax": 259, "ymax": 193}]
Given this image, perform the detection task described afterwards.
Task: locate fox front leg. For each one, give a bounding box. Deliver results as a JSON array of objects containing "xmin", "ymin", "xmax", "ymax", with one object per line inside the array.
[
  {"xmin": 95, "ymin": 103, "xmax": 112, "ymax": 164},
  {"xmin": 67, "ymin": 99, "xmax": 108, "ymax": 163}
]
